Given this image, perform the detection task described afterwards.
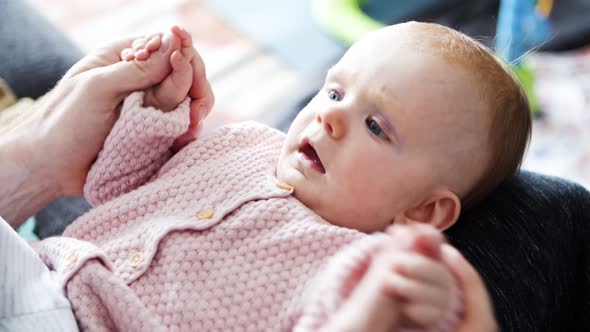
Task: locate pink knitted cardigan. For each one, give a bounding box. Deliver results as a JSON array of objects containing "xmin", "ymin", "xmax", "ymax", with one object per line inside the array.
[{"xmin": 33, "ymin": 92, "xmax": 459, "ymax": 331}]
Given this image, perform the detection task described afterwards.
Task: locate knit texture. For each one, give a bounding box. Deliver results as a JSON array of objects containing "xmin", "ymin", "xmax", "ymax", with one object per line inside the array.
[{"xmin": 33, "ymin": 92, "xmax": 460, "ymax": 331}]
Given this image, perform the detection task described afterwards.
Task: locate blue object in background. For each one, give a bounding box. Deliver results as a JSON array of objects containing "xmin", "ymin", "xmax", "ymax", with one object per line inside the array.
[
  {"xmin": 201, "ymin": 0, "xmax": 344, "ymax": 77},
  {"xmin": 496, "ymin": 0, "xmax": 551, "ymax": 64},
  {"xmin": 17, "ymin": 217, "xmax": 39, "ymax": 241},
  {"xmin": 201, "ymin": 0, "xmax": 437, "ymax": 75},
  {"xmin": 363, "ymin": 0, "xmax": 438, "ymax": 26},
  {"xmin": 495, "ymin": 0, "xmax": 552, "ymax": 113}
]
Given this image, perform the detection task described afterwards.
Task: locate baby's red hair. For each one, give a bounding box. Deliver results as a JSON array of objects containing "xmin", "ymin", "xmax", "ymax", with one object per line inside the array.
[{"xmin": 407, "ymin": 22, "xmax": 532, "ymax": 209}]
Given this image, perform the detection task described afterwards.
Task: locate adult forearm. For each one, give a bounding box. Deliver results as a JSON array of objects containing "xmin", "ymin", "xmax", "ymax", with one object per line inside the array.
[{"xmin": 0, "ymin": 128, "xmax": 61, "ymax": 228}]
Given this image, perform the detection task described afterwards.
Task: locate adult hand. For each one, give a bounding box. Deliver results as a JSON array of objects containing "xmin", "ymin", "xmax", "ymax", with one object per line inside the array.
[
  {"xmin": 29, "ymin": 28, "xmax": 214, "ymax": 197},
  {"xmin": 441, "ymin": 244, "xmax": 499, "ymax": 332},
  {"xmin": 171, "ymin": 26, "xmax": 215, "ymax": 151}
]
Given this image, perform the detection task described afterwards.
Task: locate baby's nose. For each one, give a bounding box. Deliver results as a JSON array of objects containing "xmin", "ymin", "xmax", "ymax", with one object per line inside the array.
[{"xmin": 316, "ymin": 108, "xmax": 346, "ymax": 139}]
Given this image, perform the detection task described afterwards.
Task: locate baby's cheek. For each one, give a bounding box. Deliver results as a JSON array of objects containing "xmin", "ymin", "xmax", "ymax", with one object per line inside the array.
[
  {"xmin": 288, "ymin": 107, "xmax": 314, "ymax": 133},
  {"xmin": 325, "ymin": 187, "xmax": 367, "ymax": 220}
]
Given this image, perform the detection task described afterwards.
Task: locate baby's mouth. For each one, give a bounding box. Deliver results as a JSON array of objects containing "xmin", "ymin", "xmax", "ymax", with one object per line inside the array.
[{"xmin": 298, "ymin": 140, "xmax": 326, "ymax": 174}]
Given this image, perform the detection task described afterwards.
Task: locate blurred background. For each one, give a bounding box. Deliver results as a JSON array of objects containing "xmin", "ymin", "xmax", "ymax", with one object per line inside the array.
[{"xmin": 15, "ymin": 0, "xmax": 590, "ymax": 188}]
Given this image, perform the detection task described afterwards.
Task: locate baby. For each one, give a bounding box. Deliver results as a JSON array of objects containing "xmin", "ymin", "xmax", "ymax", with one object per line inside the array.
[{"xmin": 33, "ymin": 22, "xmax": 531, "ymax": 331}]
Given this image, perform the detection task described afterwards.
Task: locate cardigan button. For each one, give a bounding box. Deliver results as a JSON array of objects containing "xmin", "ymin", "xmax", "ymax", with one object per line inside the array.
[
  {"xmin": 276, "ymin": 182, "xmax": 293, "ymax": 191},
  {"xmin": 128, "ymin": 251, "xmax": 145, "ymax": 269},
  {"xmin": 64, "ymin": 251, "xmax": 78, "ymax": 269},
  {"xmin": 196, "ymin": 209, "xmax": 215, "ymax": 220}
]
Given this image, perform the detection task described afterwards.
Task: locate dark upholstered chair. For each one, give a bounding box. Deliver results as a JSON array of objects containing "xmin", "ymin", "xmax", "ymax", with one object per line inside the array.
[
  {"xmin": 2, "ymin": 1, "xmax": 588, "ymax": 330},
  {"xmin": 447, "ymin": 171, "xmax": 590, "ymax": 331}
]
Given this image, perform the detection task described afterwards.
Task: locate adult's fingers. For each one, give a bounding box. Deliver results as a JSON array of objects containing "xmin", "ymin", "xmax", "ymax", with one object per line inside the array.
[
  {"xmin": 440, "ymin": 244, "xmax": 486, "ymax": 306},
  {"xmin": 171, "ymin": 100, "xmax": 209, "ymax": 152},
  {"xmin": 63, "ymin": 36, "xmax": 140, "ymax": 79},
  {"xmin": 401, "ymin": 303, "xmax": 444, "ymax": 328},
  {"xmin": 187, "ymin": 46, "xmax": 215, "ymax": 112},
  {"xmin": 180, "ymin": 49, "xmax": 215, "ymax": 149},
  {"xmin": 385, "ymin": 223, "xmax": 445, "ymax": 259},
  {"xmin": 172, "ymin": 122, "xmax": 203, "ymax": 152},
  {"xmin": 381, "ymin": 272, "xmax": 451, "ymax": 311},
  {"xmin": 388, "ymin": 252, "xmax": 454, "ymax": 288},
  {"xmin": 75, "ymin": 32, "xmax": 179, "ymax": 100},
  {"xmin": 440, "ymin": 244, "xmax": 499, "ymax": 332},
  {"xmin": 64, "ymin": 33, "xmax": 163, "ymax": 79}
]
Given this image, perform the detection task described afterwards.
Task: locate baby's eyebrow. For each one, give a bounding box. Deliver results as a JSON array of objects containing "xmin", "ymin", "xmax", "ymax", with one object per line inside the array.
[
  {"xmin": 373, "ymin": 91, "xmax": 403, "ymax": 147},
  {"xmin": 390, "ymin": 124, "xmax": 402, "ymax": 148},
  {"xmin": 326, "ymin": 66, "xmax": 336, "ymax": 77},
  {"xmin": 380, "ymin": 110, "xmax": 402, "ymax": 147},
  {"xmin": 325, "ymin": 67, "xmax": 344, "ymax": 82}
]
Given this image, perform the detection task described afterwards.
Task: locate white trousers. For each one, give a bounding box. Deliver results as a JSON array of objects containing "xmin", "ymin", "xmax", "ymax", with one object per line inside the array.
[{"xmin": 0, "ymin": 217, "xmax": 78, "ymax": 332}]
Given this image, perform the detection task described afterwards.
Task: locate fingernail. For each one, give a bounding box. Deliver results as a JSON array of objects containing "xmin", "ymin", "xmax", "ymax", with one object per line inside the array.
[{"xmin": 148, "ymin": 35, "xmax": 160, "ymax": 46}]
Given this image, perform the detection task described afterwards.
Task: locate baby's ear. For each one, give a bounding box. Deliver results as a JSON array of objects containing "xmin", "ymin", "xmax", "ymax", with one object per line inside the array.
[{"xmin": 394, "ymin": 190, "xmax": 461, "ymax": 231}]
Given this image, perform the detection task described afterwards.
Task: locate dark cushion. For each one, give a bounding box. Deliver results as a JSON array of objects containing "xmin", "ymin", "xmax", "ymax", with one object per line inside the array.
[
  {"xmin": 0, "ymin": 0, "xmax": 83, "ymax": 99},
  {"xmin": 446, "ymin": 170, "xmax": 590, "ymax": 331},
  {"xmin": 3, "ymin": 1, "xmax": 588, "ymax": 329}
]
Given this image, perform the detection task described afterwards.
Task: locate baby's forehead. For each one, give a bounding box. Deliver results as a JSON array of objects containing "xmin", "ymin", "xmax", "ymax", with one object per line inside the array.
[
  {"xmin": 336, "ymin": 23, "xmax": 495, "ymax": 117},
  {"xmin": 367, "ymin": 22, "xmax": 486, "ymax": 68}
]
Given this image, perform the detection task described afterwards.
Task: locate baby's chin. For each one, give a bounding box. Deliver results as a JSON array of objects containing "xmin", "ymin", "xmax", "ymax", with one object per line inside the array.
[
  {"xmin": 281, "ymin": 177, "xmax": 323, "ymax": 216},
  {"xmin": 274, "ymin": 158, "xmax": 290, "ymax": 184},
  {"xmin": 274, "ymin": 154, "xmax": 364, "ymax": 230}
]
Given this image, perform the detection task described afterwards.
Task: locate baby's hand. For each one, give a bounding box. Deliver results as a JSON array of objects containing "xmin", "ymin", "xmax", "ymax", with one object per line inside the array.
[
  {"xmin": 332, "ymin": 224, "xmax": 455, "ymax": 332},
  {"xmin": 121, "ymin": 26, "xmax": 195, "ymax": 112},
  {"xmin": 377, "ymin": 224, "xmax": 456, "ymax": 329}
]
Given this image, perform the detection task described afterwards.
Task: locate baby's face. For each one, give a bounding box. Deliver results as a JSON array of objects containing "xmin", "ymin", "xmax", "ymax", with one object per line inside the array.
[{"xmin": 277, "ymin": 24, "xmax": 488, "ymax": 232}]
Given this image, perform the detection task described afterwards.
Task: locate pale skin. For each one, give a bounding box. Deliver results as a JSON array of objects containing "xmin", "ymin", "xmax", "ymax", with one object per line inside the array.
[
  {"xmin": 276, "ymin": 22, "xmax": 490, "ymax": 234},
  {"xmin": 321, "ymin": 224, "xmax": 454, "ymax": 331},
  {"xmin": 0, "ymin": 23, "xmax": 496, "ymax": 331},
  {"xmin": 120, "ymin": 26, "xmax": 196, "ymax": 112},
  {"xmin": 0, "ymin": 26, "xmax": 214, "ymax": 228},
  {"xmin": 274, "ymin": 23, "xmax": 494, "ymax": 328},
  {"xmin": 132, "ymin": 24, "xmax": 497, "ymax": 331}
]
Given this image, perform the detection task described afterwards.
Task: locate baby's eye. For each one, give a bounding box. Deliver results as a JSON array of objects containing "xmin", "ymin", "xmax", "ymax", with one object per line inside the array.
[
  {"xmin": 328, "ymin": 90, "xmax": 342, "ymax": 101},
  {"xmin": 366, "ymin": 118, "xmax": 389, "ymax": 140}
]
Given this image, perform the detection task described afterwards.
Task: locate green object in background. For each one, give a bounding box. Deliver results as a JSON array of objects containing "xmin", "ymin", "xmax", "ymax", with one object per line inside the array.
[
  {"xmin": 513, "ymin": 64, "xmax": 539, "ymax": 114},
  {"xmin": 312, "ymin": 0, "xmax": 384, "ymax": 46},
  {"xmin": 17, "ymin": 217, "xmax": 39, "ymax": 241},
  {"xmin": 313, "ymin": 0, "xmax": 540, "ymax": 115}
]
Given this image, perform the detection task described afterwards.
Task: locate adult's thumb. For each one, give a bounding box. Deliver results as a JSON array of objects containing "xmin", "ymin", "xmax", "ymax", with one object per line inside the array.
[{"xmin": 92, "ymin": 58, "xmax": 169, "ymax": 97}]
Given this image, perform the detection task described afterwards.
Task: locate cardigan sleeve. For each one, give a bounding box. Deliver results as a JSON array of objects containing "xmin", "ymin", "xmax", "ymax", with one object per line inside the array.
[
  {"xmin": 84, "ymin": 91, "xmax": 190, "ymax": 206},
  {"xmin": 293, "ymin": 234, "xmax": 462, "ymax": 332}
]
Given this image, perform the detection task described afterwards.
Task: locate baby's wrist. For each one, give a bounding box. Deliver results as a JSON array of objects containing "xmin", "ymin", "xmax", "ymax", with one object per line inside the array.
[{"xmin": 142, "ymin": 91, "xmax": 160, "ymax": 110}]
